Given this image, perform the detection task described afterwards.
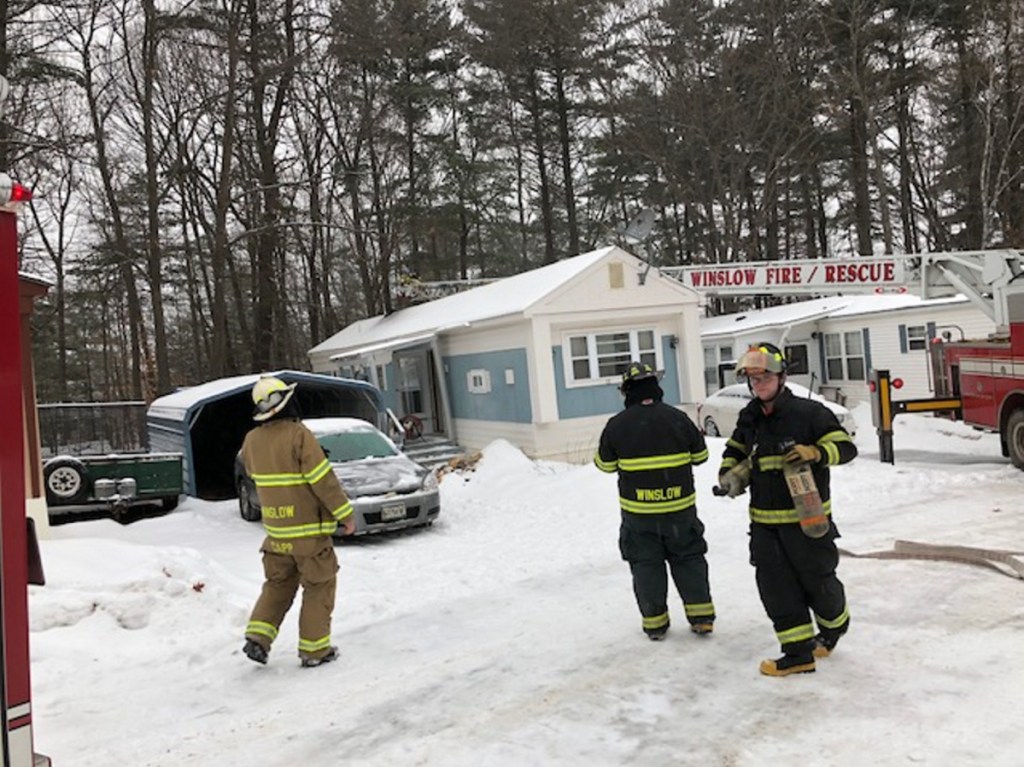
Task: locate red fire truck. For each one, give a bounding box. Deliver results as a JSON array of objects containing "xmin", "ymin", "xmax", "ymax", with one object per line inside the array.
[
  {"xmin": 663, "ymin": 249, "xmax": 1024, "ymax": 468},
  {"xmin": 0, "ymin": 164, "xmax": 50, "ymax": 763},
  {"xmin": 915, "ymin": 282, "xmax": 1024, "ymax": 467}
]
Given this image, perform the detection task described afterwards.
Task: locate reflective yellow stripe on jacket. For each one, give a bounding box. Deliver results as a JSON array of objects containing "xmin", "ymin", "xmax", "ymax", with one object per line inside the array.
[
  {"xmin": 617, "ymin": 450, "xmax": 708, "ymax": 471},
  {"xmin": 253, "ymin": 457, "xmax": 351, "ymax": 535},
  {"xmin": 252, "ymin": 457, "xmax": 333, "ymax": 488},
  {"xmin": 595, "ymin": 449, "xmax": 708, "ymax": 473},
  {"xmin": 818, "ymin": 430, "xmax": 853, "ymax": 465},
  {"xmin": 264, "ymin": 520, "xmax": 339, "ymax": 538},
  {"xmin": 750, "ymin": 499, "xmax": 832, "ymax": 525}
]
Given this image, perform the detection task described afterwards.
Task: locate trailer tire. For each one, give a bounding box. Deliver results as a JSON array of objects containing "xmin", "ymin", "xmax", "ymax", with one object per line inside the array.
[
  {"xmin": 44, "ymin": 457, "xmax": 90, "ymax": 505},
  {"xmin": 1007, "ymin": 409, "xmax": 1024, "ymax": 469}
]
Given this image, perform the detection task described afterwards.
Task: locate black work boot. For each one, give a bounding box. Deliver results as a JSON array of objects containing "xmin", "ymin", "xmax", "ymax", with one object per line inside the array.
[
  {"xmin": 759, "ymin": 653, "xmax": 815, "ymax": 677},
  {"xmin": 243, "ymin": 639, "xmax": 268, "ymax": 665},
  {"xmin": 814, "ymin": 619, "xmax": 850, "ymax": 658},
  {"xmin": 301, "ymin": 646, "xmax": 339, "ymax": 668},
  {"xmin": 813, "ymin": 633, "xmax": 839, "ymax": 658}
]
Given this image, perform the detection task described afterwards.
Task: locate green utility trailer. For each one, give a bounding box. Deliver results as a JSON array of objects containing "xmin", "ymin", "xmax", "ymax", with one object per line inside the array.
[
  {"xmin": 39, "ymin": 402, "xmax": 183, "ymax": 516},
  {"xmin": 42, "ymin": 452, "xmax": 183, "ymax": 513}
]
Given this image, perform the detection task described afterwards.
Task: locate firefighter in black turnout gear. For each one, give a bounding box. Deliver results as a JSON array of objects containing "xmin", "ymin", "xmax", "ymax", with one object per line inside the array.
[
  {"xmin": 719, "ymin": 343, "xmax": 856, "ymax": 676},
  {"xmin": 596, "ymin": 362, "xmax": 715, "ymax": 640}
]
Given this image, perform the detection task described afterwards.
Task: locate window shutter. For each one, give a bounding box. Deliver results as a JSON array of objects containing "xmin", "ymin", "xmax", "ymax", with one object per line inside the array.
[
  {"xmin": 898, "ymin": 324, "xmax": 908, "ymax": 353},
  {"xmin": 926, "ymin": 321, "xmax": 936, "ymax": 341},
  {"xmin": 862, "ymin": 328, "xmax": 872, "ymax": 373}
]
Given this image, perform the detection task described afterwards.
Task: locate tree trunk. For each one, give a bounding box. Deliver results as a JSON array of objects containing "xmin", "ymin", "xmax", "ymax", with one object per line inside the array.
[
  {"xmin": 141, "ymin": 0, "xmax": 170, "ymax": 393},
  {"xmin": 527, "ymin": 69, "xmax": 556, "ymax": 263},
  {"xmin": 553, "ymin": 66, "xmax": 579, "ymax": 256},
  {"xmin": 849, "ymin": 92, "xmax": 873, "ymax": 255}
]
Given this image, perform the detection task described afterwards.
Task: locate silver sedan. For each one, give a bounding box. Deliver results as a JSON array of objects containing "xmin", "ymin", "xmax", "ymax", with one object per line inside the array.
[{"xmin": 235, "ymin": 417, "xmax": 440, "ymax": 536}]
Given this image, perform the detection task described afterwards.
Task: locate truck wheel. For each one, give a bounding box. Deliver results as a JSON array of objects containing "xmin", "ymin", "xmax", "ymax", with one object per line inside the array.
[
  {"xmin": 44, "ymin": 457, "xmax": 89, "ymax": 505},
  {"xmin": 1007, "ymin": 410, "xmax": 1024, "ymax": 469},
  {"xmin": 162, "ymin": 495, "xmax": 180, "ymax": 512},
  {"xmin": 237, "ymin": 478, "xmax": 261, "ymax": 522}
]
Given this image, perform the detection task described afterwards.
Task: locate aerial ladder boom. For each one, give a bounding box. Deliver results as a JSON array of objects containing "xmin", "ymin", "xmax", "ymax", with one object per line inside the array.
[{"xmin": 660, "ymin": 249, "xmax": 1024, "ymax": 332}]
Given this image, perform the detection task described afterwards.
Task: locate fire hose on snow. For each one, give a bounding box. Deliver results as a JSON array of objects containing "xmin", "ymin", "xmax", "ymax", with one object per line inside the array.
[{"xmin": 838, "ymin": 541, "xmax": 1024, "ymax": 581}]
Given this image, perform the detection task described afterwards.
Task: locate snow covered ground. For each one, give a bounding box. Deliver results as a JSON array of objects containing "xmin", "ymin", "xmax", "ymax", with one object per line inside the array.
[{"xmin": 29, "ymin": 405, "xmax": 1024, "ymax": 766}]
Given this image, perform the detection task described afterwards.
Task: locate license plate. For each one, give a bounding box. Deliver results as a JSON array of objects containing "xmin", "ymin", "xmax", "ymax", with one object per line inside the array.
[{"xmin": 381, "ymin": 503, "xmax": 406, "ymax": 521}]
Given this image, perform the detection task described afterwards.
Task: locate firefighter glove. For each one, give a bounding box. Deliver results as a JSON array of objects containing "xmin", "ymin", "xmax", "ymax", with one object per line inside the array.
[
  {"xmin": 785, "ymin": 444, "xmax": 821, "ymax": 464},
  {"xmin": 717, "ymin": 470, "xmax": 747, "ymax": 498}
]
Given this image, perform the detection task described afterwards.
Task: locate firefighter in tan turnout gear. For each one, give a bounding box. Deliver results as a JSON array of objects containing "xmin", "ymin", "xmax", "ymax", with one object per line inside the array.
[
  {"xmin": 240, "ymin": 376, "xmax": 356, "ymax": 667},
  {"xmin": 718, "ymin": 343, "xmax": 856, "ymax": 677},
  {"xmin": 595, "ymin": 362, "xmax": 716, "ymax": 640}
]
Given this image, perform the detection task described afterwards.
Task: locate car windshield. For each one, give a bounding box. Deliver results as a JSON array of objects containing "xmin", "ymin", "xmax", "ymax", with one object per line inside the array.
[{"xmin": 317, "ymin": 430, "xmax": 397, "ymax": 462}]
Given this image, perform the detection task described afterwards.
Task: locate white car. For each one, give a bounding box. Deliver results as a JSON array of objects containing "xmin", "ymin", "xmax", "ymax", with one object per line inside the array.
[{"xmin": 697, "ymin": 383, "xmax": 857, "ymax": 438}]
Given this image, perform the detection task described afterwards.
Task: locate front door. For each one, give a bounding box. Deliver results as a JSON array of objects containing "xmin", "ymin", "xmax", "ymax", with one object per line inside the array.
[{"xmin": 395, "ymin": 349, "xmax": 438, "ymax": 435}]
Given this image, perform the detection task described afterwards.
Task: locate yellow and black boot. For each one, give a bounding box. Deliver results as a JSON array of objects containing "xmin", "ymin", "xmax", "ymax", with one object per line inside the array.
[{"xmin": 759, "ymin": 652, "xmax": 815, "ymax": 677}]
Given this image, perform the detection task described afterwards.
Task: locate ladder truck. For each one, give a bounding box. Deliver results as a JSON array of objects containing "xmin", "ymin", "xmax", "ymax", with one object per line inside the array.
[{"xmin": 660, "ymin": 250, "xmax": 1024, "ymax": 468}]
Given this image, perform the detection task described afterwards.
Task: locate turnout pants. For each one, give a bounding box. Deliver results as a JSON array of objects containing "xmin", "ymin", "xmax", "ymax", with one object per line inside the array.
[
  {"xmin": 749, "ymin": 521, "xmax": 849, "ymax": 655},
  {"xmin": 619, "ymin": 509, "xmax": 715, "ymax": 634},
  {"xmin": 246, "ymin": 538, "xmax": 339, "ymax": 660}
]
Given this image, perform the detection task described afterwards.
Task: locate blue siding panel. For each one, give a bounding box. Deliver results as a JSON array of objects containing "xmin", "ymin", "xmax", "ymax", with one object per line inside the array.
[
  {"xmin": 552, "ymin": 338, "xmax": 684, "ymax": 420},
  {"xmin": 445, "ymin": 349, "xmax": 533, "ymax": 423},
  {"xmin": 553, "ymin": 347, "xmax": 623, "ymax": 418},
  {"xmin": 660, "ymin": 336, "xmax": 682, "ymax": 406}
]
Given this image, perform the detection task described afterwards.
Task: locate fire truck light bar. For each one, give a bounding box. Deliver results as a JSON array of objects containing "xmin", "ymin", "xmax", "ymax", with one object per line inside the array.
[{"xmin": 0, "ymin": 171, "xmax": 32, "ymax": 211}]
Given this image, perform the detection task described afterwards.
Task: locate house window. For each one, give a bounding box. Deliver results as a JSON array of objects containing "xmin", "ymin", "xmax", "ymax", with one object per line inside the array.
[
  {"xmin": 845, "ymin": 331, "xmax": 865, "ymax": 380},
  {"xmin": 906, "ymin": 325, "xmax": 927, "ymax": 351},
  {"xmin": 703, "ymin": 344, "xmax": 735, "ymax": 392},
  {"xmin": 824, "ymin": 331, "xmax": 865, "ymax": 381},
  {"xmin": 467, "ymin": 369, "xmax": 491, "ymax": 394},
  {"xmin": 785, "ymin": 344, "xmax": 809, "ymax": 375},
  {"xmin": 703, "ymin": 346, "xmax": 717, "ymax": 392},
  {"xmin": 566, "ymin": 329, "xmax": 658, "ymax": 385},
  {"xmin": 397, "ymin": 357, "xmax": 422, "ymax": 413}
]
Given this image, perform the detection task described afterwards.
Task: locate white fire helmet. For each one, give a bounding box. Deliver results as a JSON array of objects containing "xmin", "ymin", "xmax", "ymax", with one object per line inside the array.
[{"xmin": 251, "ymin": 376, "xmax": 297, "ymax": 422}]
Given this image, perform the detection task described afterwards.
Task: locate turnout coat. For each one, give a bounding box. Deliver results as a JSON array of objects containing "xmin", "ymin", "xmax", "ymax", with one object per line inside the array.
[
  {"xmin": 595, "ymin": 400, "xmax": 709, "ymax": 514},
  {"xmin": 718, "ymin": 386, "xmax": 857, "ymax": 524},
  {"xmin": 241, "ymin": 418, "xmax": 353, "ymax": 556}
]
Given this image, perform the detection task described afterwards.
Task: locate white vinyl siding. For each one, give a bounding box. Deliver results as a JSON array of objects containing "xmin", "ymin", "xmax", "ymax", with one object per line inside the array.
[{"xmin": 818, "ymin": 303, "xmax": 997, "ymax": 407}]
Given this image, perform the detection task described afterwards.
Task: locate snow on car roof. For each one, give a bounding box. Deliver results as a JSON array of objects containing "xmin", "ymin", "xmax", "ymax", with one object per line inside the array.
[{"xmin": 303, "ymin": 417, "xmax": 379, "ymax": 435}]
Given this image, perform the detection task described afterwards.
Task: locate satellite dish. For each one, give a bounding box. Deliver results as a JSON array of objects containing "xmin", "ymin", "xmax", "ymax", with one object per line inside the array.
[{"xmin": 622, "ymin": 208, "xmax": 656, "ymax": 245}]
